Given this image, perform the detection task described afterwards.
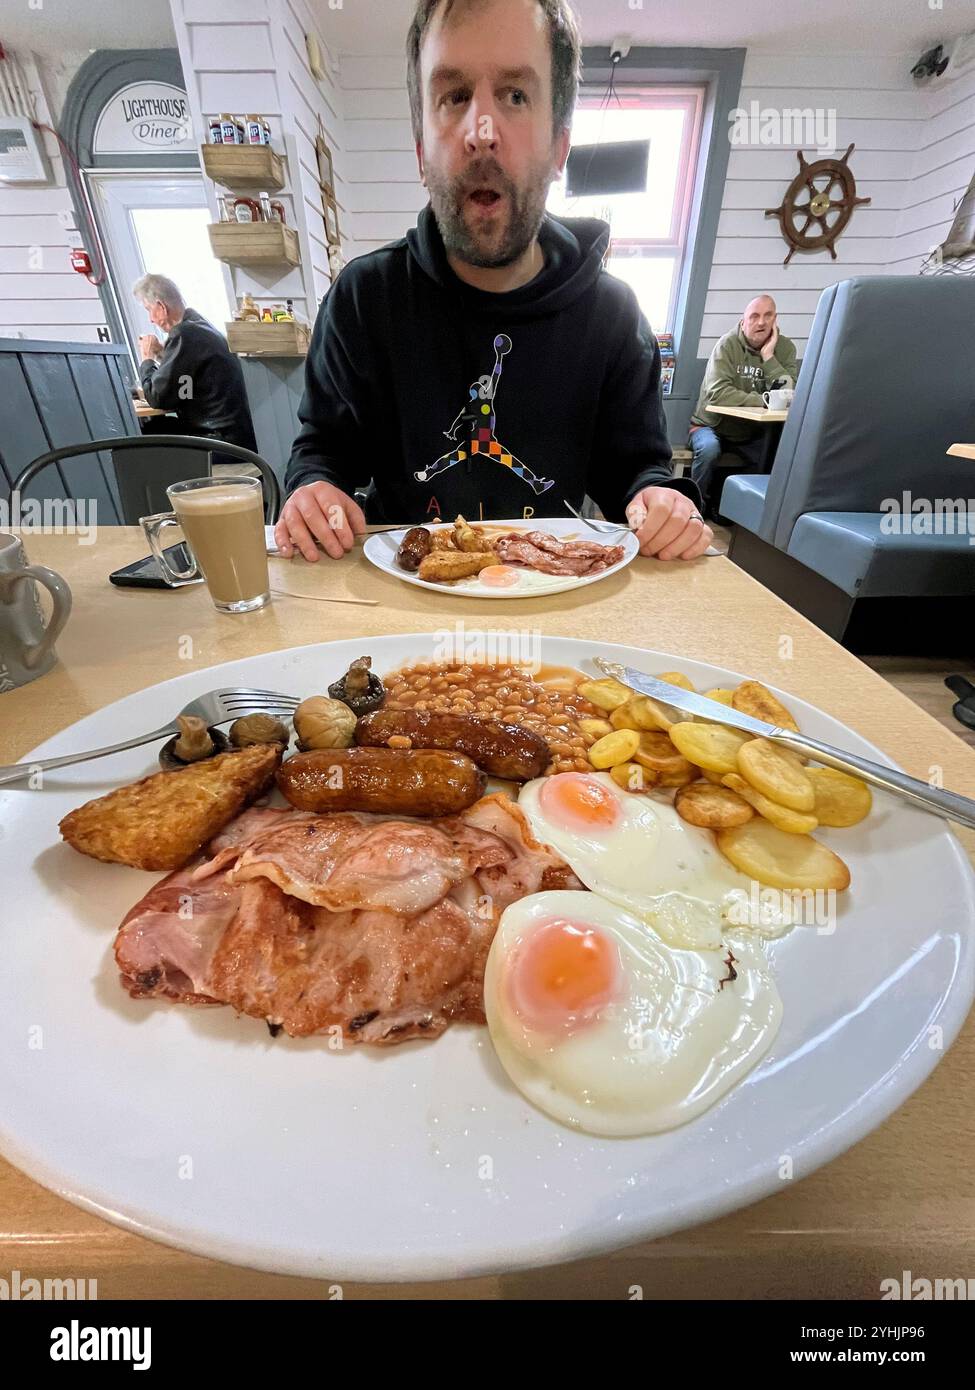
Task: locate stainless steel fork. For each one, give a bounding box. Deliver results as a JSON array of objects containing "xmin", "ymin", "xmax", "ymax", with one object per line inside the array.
[
  {"xmin": 562, "ymin": 500, "xmax": 631, "ymax": 539},
  {"xmin": 0, "ymin": 687, "xmax": 300, "ymax": 787}
]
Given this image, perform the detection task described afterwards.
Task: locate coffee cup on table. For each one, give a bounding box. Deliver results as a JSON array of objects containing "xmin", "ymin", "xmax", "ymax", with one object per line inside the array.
[
  {"xmin": 141, "ymin": 476, "xmax": 270, "ymax": 614},
  {"xmin": 0, "ymin": 532, "xmax": 73, "ymax": 692},
  {"xmin": 763, "ymin": 388, "xmax": 794, "ymax": 411}
]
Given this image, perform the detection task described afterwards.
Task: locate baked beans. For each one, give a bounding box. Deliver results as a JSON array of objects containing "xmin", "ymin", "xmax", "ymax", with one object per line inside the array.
[{"xmin": 381, "ymin": 661, "xmax": 598, "ymax": 775}]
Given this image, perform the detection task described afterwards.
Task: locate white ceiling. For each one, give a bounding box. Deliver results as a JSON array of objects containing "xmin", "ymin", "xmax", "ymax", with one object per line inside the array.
[
  {"xmin": 319, "ymin": 0, "xmax": 969, "ymax": 57},
  {"xmin": 0, "ymin": 0, "xmax": 966, "ymax": 61},
  {"xmin": 0, "ymin": 0, "xmax": 176, "ymax": 53}
]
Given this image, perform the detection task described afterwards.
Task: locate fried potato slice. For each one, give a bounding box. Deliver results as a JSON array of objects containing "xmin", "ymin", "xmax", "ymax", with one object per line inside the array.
[
  {"xmin": 732, "ymin": 679, "xmax": 800, "ymax": 733},
  {"xmin": 675, "ymin": 779, "xmax": 754, "ymax": 829},
  {"xmin": 429, "ymin": 527, "xmax": 457, "ymax": 550},
  {"xmin": 632, "ymin": 730, "xmax": 694, "ymax": 778},
  {"xmin": 418, "ymin": 550, "xmax": 496, "ymax": 581},
  {"xmin": 589, "ymin": 728, "xmax": 641, "ymax": 768},
  {"xmin": 656, "ymin": 670, "xmax": 695, "ymax": 691},
  {"xmin": 669, "ymin": 720, "xmax": 750, "ymax": 774},
  {"xmin": 610, "ymin": 761, "xmax": 656, "ymax": 793},
  {"xmin": 737, "ymin": 738, "xmax": 815, "ymax": 812},
  {"xmin": 630, "ymin": 693, "xmax": 676, "ymax": 732},
  {"xmin": 703, "ymin": 687, "xmax": 735, "ymax": 706},
  {"xmin": 579, "ymin": 717, "xmax": 614, "ymax": 741},
  {"xmin": 699, "ymin": 767, "xmax": 727, "ymax": 785},
  {"xmin": 610, "ymin": 696, "xmax": 664, "ymax": 732},
  {"xmin": 577, "ymin": 678, "xmax": 633, "ymax": 712},
  {"xmin": 610, "ymin": 703, "xmax": 638, "ymax": 731},
  {"xmin": 722, "ymin": 772, "xmax": 819, "ymax": 834},
  {"xmin": 807, "ymin": 767, "xmax": 873, "ymax": 827},
  {"xmin": 453, "ymin": 514, "xmax": 485, "ymax": 553},
  {"xmin": 716, "ymin": 819, "xmax": 851, "ymax": 892},
  {"xmin": 59, "ymin": 743, "xmax": 283, "ymax": 872},
  {"xmin": 657, "ymin": 767, "xmax": 698, "ymax": 789}
]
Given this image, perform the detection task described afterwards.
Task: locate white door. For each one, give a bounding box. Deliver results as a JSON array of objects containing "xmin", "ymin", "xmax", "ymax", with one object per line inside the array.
[{"xmin": 87, "ymin": 172, "xmax": 231, "ymax": 353}]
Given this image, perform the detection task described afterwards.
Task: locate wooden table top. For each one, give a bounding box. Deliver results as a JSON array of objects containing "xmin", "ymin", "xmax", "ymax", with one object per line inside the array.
[
  {"xmin": 3, "ymin": 528, "xmax": 975, "ymax": 1301},
  {"xmin": 133, "ymin": 402, "xmax": 168, "ymax": 418},
  {"xmin": 710, "ymin": 405, "xmax": 789, "ymax": 424},
  {"xmin": 948, "ymin": 443, "xmax": 975, "ymax": 460}
]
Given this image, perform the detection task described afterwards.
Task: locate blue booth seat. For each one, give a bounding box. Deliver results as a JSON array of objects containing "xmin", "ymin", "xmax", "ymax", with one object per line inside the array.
[
  {"xmin": 722, "ymin": 276, "xmax": 975, "ymax": 645},
  {"xmin": 787, "ymin": 513, "xmax": 975, "ymax": 598},
  {"xmin": 718, "ymin": 475, "xmax": 770, "ymax": 534}
]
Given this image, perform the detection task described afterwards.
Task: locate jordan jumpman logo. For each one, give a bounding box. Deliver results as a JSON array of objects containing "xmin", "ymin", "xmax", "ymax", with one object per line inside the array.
[{"xmin": 414, "ymin": 334, "xmax": 555, "ymax": 495}]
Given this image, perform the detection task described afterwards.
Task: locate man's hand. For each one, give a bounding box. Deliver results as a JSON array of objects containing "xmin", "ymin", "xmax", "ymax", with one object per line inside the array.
[
  {"xmin": 139, "ymin": 334, "xmax": 162, "ymax": 362},
  {"xmin": 274, "ymin": 481, "xmax": 367, "ymax": 561},
  {"xmin": 760, "ymin": 318, "xmax": 780, "ymax": 362},
  {"xmin": 625, "ymin": 486, "xmax": 713, "ymax": 561}
]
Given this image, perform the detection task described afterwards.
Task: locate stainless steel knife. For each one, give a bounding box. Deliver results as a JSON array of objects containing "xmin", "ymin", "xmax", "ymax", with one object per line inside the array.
[{"xmin": 593, "ymin": 657, "xmax": 975, "ymax": 831}]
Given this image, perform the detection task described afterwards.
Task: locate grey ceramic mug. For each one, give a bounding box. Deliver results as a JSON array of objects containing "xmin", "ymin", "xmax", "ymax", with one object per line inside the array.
[{"xmin": 0, "ymin": 533, "xmax": 72, "ymax": 692}]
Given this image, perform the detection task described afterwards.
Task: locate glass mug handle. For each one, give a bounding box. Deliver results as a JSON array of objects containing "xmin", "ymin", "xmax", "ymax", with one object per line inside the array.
[{"xmin": 141, "ymin": 511, "xmax": 201, "ymax": 586}]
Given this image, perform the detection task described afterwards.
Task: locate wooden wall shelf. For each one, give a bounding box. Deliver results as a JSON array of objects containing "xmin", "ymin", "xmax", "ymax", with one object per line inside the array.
[
  {"xmin": 227, "ymin": 320, "xmax": 310, "ymax": 357},
  {"xmin": 207, "ymin": 221, "xmax": 300, "ymax": 266},
  {"xmin": 201, "ymin": 143, "xmax": 285, "ymax": 190}
]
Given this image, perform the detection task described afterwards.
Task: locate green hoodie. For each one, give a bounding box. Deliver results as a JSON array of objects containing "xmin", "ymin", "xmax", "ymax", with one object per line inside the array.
[{"xmin": 690, "ymin": 325, "xmax": 798, "ymax": 442}]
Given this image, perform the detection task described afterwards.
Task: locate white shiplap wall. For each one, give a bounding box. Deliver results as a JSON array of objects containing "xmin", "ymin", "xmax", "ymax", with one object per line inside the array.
[
  {"xmin": 171, "ymin": 0, "xmax": 347, "ymax": 326},
  {"xmin": 0, "ymin": 50, "xmax": 106, "ymax": 342},
  {"xmin": 338, "ymin": 45, "xmax": 970, "ymax": 342},
  {"xmin": 339, "ymin": 53, "xmax": 423, "ymax": 258},
  {"xmin": 893, "ymin": 62, "xmax": 975, "ymax": 273},
  {"xmin": 700, "ymin": 51, "xmax": 923, "ymax": 358},
  {"xmin": 280, "ymin": 0, "xmax": 348, "ymax": 304}
]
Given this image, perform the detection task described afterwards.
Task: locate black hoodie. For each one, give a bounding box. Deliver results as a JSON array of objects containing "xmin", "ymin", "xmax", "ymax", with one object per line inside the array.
[{"xmin": 285, "ymin": 206, "xmax": 700, "ymax": 524}]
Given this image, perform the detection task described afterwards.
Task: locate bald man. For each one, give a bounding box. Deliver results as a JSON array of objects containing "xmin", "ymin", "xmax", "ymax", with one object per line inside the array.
[{"xmin": 688, "ymin": 295, "xmax": 797, "ymax": 506}]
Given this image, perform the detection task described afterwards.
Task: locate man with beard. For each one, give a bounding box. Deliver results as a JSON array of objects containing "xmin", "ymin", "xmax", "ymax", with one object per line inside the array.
[
  {"xmin": 277, "ymin": 0, "xmax": 711, "ymax": 562},
  {"xmin": 688, "ymin": 295, "xmax": 798, "ymax": 507}
]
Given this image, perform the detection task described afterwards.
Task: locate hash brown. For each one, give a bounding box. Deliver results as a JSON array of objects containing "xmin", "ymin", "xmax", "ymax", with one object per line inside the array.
[{"xmin": 59, "ymin": 742, "xmax": 283, "ymax": 871}]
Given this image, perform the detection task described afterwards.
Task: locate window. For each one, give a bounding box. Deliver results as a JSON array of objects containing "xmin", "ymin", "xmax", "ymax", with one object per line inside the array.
[
  {"xmin": 547, "ymin": 88, "xmax": 704, "ymax": 333},
  {"xmin": 88, "ymin": 173, "xmax": 231, "ymax": 354},
  {"xmin": 130, "ymin": 207, "xmax": 230, "ymax": 334}
]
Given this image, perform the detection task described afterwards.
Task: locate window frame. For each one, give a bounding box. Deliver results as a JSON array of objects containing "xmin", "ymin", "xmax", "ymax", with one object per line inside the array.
[
  {"xmin": 577, "ymin": 47, "xmax": 745, "ymax": 430},
  {"xmin": 562, "ymin": 84, "xmax": 704, "ymax": 332}
]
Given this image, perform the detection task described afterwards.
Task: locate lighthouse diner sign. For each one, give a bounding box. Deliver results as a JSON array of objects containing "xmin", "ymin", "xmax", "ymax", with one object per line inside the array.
[{"xmin": 93, "ymin": 82, "xmax": 191, "ymax": 155}]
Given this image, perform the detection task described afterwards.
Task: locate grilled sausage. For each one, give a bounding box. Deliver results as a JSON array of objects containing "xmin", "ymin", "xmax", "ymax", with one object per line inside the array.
[
  {"xmin": 396, "ymin": 526, "xmax": 432, "ymax": 572},
  {"xmin": 355, "ymin": 710, "xmax": 549, "ymax": 782},
  {"xmin": 276, "ymin": 747, "xmax": 485, "ymax": 816}
]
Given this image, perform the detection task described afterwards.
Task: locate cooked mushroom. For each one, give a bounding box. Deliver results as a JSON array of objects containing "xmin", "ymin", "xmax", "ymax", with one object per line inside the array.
[
  {"xmin": 229, "ymin": 713, "xmax": 290, "ymax": 748},
  {"xmin": 159, "ymin": 716, "xmax": 230, "ymax": 770},
  {"xmin": 328, "ymin": 656, "xmax": 385, "ymax": 716},
  {"xmin": 175, "ymin": 716, "xmax": 214, "ymax": 761},
  {"xmin": 293, "ymin": 695, "xmax": 357, "ymax": 750}
]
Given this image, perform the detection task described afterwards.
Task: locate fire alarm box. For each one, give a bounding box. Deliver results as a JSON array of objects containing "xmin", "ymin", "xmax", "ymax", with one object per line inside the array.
[{"xmin": 70, "ymin": 247, "xmax": 92, "ymax": 275}]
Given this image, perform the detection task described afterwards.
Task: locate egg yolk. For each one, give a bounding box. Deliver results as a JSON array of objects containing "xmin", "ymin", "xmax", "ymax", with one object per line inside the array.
[
  {"xmin": 479, "ymin": 565, "xmax": 521, "ymax": 588},
  {"xmin": 539, "ymin": 772, "xmax": 622, "ymax": 832},
  {"xmin": 508, "ymin": 919, "xmax": 618, "ymax": 1034}
]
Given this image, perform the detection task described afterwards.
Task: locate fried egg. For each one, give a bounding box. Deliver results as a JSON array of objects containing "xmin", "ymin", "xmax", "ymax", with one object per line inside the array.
[
  {"xmin": 484, "ymin": 890, "xmax": 782, "ymax": 1136},
  {"xmin": 518, "ymin": 772, "xmax": 791, "ymax": 949},
  {"xmin": 466, "ymin": 565, "xmax": 571, "ymax": 594}
]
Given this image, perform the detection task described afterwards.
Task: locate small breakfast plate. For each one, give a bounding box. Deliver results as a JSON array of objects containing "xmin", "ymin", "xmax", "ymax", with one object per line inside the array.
[
  {"xmin": 1, "ymin": 634, "xmax": 973, "ymax": 1283},
  {"xmin": 363, "ymin": 516, "xmax": 639, "ymax": 599}
]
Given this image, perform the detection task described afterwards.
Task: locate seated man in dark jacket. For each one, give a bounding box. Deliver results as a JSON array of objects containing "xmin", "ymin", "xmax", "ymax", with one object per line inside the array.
[
  {"xmin": 133, "ymin": 273, "xmax": 257, "ymax": 456},
  {"xmin": 276, "ymin": 0, "xmax": 710, "ymax": 563}
]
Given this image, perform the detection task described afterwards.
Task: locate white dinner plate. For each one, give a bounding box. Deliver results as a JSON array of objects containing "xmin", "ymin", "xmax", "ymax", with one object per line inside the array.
[
  {"xmin": 1, "ymin": 634, "xmax": 973, "ymax": 1282},
  {"xmin": 362, "ymin": 516, "xmax": 639, "ymax": 599}
]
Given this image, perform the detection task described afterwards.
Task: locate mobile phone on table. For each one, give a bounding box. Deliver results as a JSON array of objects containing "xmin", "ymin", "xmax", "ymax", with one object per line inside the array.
[{"xmin": 108, "ymin": 543, "xmax": 203, "ymax": 589}]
